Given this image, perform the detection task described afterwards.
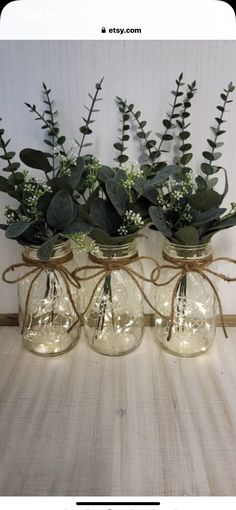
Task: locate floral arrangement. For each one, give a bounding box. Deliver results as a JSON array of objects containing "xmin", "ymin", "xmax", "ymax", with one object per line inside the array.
[
  {"xmin": 85, "ymin": 159, "xmax": 149, "ymax": 246},
  {"xmin": 1, "ymin": 73, "xmax": 236, "ymax": 359},
  {"xmin": 116, "ymin": 75, "xmax": 236, "ymax": 246},
  {"xmin": 0, "ymin": 80, "xmax": 105, "ymax": 259},
  {"xmin": 1, "ymin": 75, "xmax": 235, "ymax": 255}
]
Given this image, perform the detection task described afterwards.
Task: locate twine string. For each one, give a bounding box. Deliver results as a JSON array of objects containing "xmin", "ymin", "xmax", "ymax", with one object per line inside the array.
[
  {"xmin": 2, "ymin": 251, "xmax": 83, "ymax": 333},
  {"xmin": 69, "ymin": 252, "xmax": 165, "ymax": 331},
  {"xmin": 154, "ymin": 251, "xmax": 236, "ymax": 342}
]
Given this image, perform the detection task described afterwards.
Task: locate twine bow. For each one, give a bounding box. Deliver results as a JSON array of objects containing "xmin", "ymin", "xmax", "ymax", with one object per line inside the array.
[
  {"xmin": 2, "ymin": 251, "xmax": 83, "ymax": 333},
  {"xmin": 154, "ymin": 252, "xmax": 236, "ymax": 342},
  {"xmin": 71, "ymin": 252, "xmax": 166, "ymax": 327}
]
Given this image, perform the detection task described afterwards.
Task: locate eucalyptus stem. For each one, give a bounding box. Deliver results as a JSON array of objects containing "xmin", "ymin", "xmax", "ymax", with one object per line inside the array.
[
  {"xmin": 129, "ymin": 108, "xmax": 153, "ymax": 161},
  {"xmin": 76, "ymin": 77, "xmax": 104, "ymax": 156},
  {"xmin": 42, "ymin": 83, "xmax": 57, "ymax": 175},
  {"xmin": 119, "ymin": 107, "xmax": 127, "ymax": 167},
  {"xmin": 114, "ymin": 98, "xmax": 130, "ymax": 166},
  {"xmin": 208, "ymin": 89, "xmax": 230, "ymax": 166},
  {"xmin": 25, "ymin": 103, "xmax": 66, "ymax": 156},
  {"xmin": 176, "ymin": 80, "xmax": 197, "ymax": 170},
  {"xmin": 156, "ymin": 73, "xmax": 183, "ymax": 154},
  {"xmin": 200, "ymin": 82, "xmax": 234, "ymax": 184},
  {"xmin": 0, "ymin": 133, "xmax": 14, "ymax": 174}
]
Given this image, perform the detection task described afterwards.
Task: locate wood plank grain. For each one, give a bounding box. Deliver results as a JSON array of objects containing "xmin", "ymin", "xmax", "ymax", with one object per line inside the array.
[
  {"xmin": 1, "ymin": 313, "xmax": 236, "ymax": 327},
  {"xmin": 0, "ymin": 326, "xmax": 236, "ymax": 496}
]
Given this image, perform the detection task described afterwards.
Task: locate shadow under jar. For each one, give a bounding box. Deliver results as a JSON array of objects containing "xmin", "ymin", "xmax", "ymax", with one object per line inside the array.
[
  {"xmin": 83, "ymin": 241, "xmax": 145, "ymax": 356},
  {"xmin": 18, "ymin": 241, "xmax": 81, "ymax": 356},
  {"xmin": 155, "ymin": 241, "xmax": 217, "ymax": 357}
]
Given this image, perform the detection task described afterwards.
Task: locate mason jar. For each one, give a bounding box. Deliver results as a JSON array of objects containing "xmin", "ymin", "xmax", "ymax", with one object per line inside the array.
[
  {"xmin": 18, "ymin": 241, "xmax": 81, "ymax": 356},
  {"xmin": 83, "ymin": 240, "xmax": 145, "ymax": 356},
  {"xmin": 155, "ymin": 240, "xmax": 217, "ymax": 357}
]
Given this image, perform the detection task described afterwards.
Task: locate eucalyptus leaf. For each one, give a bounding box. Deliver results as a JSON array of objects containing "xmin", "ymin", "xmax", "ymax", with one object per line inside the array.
[
  {"xmin": 20, "ymin": 148, "xmax": 52, "ymax": 173},
  {"xmin": 6, "ymin": 221, "xmax": 35, "ymax": 239},
  {"xmin": 46, "ymin": 190, "xmax": 75, "ymax": 230},
  {"xmin": 2, "ymin": 162, "xmax": 21, "ymax": 173},
  {"xmin": 201, "ymin": 163, "xmax": 219, "ymax": 176},
  {"xmin": 192, "ymin": 208, "xmax": 226, "ymax": 226},
  {"xmin": 213, "ymin": 152, "xmax": 222, "ymax": 161},
  {"xmin": 207, "ymin": 177, "xmax": 218, "ymax": 189},
  {"xmin": 0, "ymin": 175, "xmax": 12, "ymax": 193},
  {"xmin": 97, "ymin": 165, "xmax": 115, "ymax": 182},
  {"xmin": 149, "ymin": 165, "xmax": 181, "ymax": 186},
  {"xmin": 0, "ymin": 151, "xmax": 15, "ymax": 160},
  {"xmin": 179, "ymin": 132, "xmax": 190, "ymax": 140},
  {"xmin": 37, "ymin": 235, "xmax": 60, "ymax": 261},
  {"xmin": 8, "ymin": 172, "xmax": 26, "ymax": 185},
  {"xmin": 202, "ymin": 151, "xmax": 214, "ymax": 161},
  {"xmin": 66, "ymin": 157, "xmax": 85, "ymax": 189},
  {"xmin": 149, "ymin": 206, "xmax": 172, "ymax": 238},
  {"xmin": 180, "ymin": 144, "xmax": 192, "ymax": 152},
  {"xmin": 91, "ymin": 227, "xmax": 143, "ymax": 246},
  {"xmin": 189, "ymin": 190, "xmax": 222, "ymax": 211},
  {"xmin": 49, "ymin": 177, "xmax": 73, "ymax": 194},
  {"xmin": 195, "ymin": 175, "xmax": 207, "ymax": 191},
  {"xmin": 90, "ymin": 197, "xmax": 121, "ymax": 234},
  {"xmin": 142, "ymin": 186, "xmax": 159, "ymax": 205},
  {"xmin": 114, "ymin": 143, "xmax": 123, "ymax": 151},
  {"xmin": 174, "ymin": 226, "xmax": 199, "ymax": 245},
  {"xmin": 62, "ymin": 217, "xmax": 93, "ymax": 235},
  {"xmin": 207, "ymin": 214, "xmax": 236, "ymax": 233},
  {"xmin": 117, "ymin": 154, "xmax": 129, "ymax": 164},
  {"xmin": 105, "ymin": 178, "xmax": 128, "ymax": 216},
  {"xmin": 180, "ymin": 153, "xmax": 193, "ymax": 165}
]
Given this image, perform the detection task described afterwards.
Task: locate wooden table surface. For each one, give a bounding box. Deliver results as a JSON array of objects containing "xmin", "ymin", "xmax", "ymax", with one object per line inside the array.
[{"xmin": 0, "ymin": 326, "xmax": 236, "ymax": 497}]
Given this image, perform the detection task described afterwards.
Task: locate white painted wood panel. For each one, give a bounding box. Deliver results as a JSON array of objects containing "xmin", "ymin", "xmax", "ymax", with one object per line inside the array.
[
  {"xmin": 0, "ymin": 327, "xmax": 236, "ymax": 496},
  {"xmin": 0, "ymin": 41, "xmax": 236, "ymax": 312}
]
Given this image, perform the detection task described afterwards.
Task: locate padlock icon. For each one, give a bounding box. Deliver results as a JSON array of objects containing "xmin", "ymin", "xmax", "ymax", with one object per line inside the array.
[{"xmin": 101, "ymin": 27, "xmax": 106, "ymax": 33}]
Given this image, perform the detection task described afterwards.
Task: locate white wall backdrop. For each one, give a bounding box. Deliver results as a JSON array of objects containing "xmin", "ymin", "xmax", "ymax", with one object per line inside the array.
[{"xmin": 0, "ymin": 40, "xmax": 236, "ymax": 313}]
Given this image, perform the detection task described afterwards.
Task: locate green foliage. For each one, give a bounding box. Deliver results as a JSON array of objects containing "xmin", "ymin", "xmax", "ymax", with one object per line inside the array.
[
  {"xmin": 90, "ymin": 197, "xmax": 121, "ymax": 234},
  {"xmin": 0, "ymin": 120, "xmax": 20, "ymax": 174},
  {"xmin": 62, "ymin": 216, "xmax": 93, "ymax": 236},
  {"xmin": 75, "ymin": 77, "xmax": 104, "ymax": 156},
  {"xmin": 176, "ymin": 80, "xmax": 197, "ymax": 170},
  {"xmin": 46, "ymin": 190, "xmax": 75, "ymax": 231},
  {"xmin": 114, "ymin": 98, "xmax": 130, "ymax": 166},
  {"xmin": 195, "ymin": 175, "xmax": 207, "ymax": 191},
  {"xmin": 189, "ymin": 190, "xmax": 222, "ymax": 211},
  {"xmin": 174, "ymin": 226, "xmax": 199, "ymax": 245},
  {"xmin": 25, "ymin": 83, "xmax": 67, "ymax": 170},
  {"xmin": 191, "ymin": 208, "xmax": 226, "ymax": 226},
  {"xmin": 91, "ymin": 227, "xmax": 143, "ymax": 246},
  {"xmin": 149, "ymin": 206, "xmax": 172, "ymax": 238},
  {"xmin": 6, "ymin": 221, "xmax": 35, "ymax": 239},
  {"xmin": 201, "ymin": 82, "xmax": 235, "ymax": 177},
  {"xmin": 97, "ymin": 165, "xmax": 115, "ymax": 182},
  {"xmin": 37, "ymin": 235, "xmax": 60, "ymax": 261},
  {"xmin": 117, "ymin": 73, "xmax": 186, "ymax": 173},
  {"xmin": 64, "ymin": 157, "xmax": 85, "ymax": 189},
  {"xmin": 20, "ymin": 148, "xmax": 52, "ymax": 173},
  {"xmin": 148, "ymin": 165, "xmax": 182, "ymax": 186},
  {"xmin": 105, "ymin": 177, "xmax": 129, "ymax": 216},
  {"xmin": 131, "ymin": 78, "xmax": 236, "ymax": 245},
  {"xmin": 206, "ymin": 213, "xmax": 236, "ymax": 233},
  {"xmin": 0, "ymin": 82, "xmax": 103, "ymax": 258},
  {"xmin": 2, "ymin": 75, "xmax": 236, "ymax": 254}
]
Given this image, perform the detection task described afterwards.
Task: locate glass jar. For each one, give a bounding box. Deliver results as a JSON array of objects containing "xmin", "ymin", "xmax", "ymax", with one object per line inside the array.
[
  {"xmin": 18, "ymin": 241, "xmax": 81, "ymax": 356},
  {"xmin": 155, "ymin": 241, "xmax": 217, "ymax": 357},
  {"xmin": 83, "ymin": 241, "xmax": 145, "ymax": 356}
]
